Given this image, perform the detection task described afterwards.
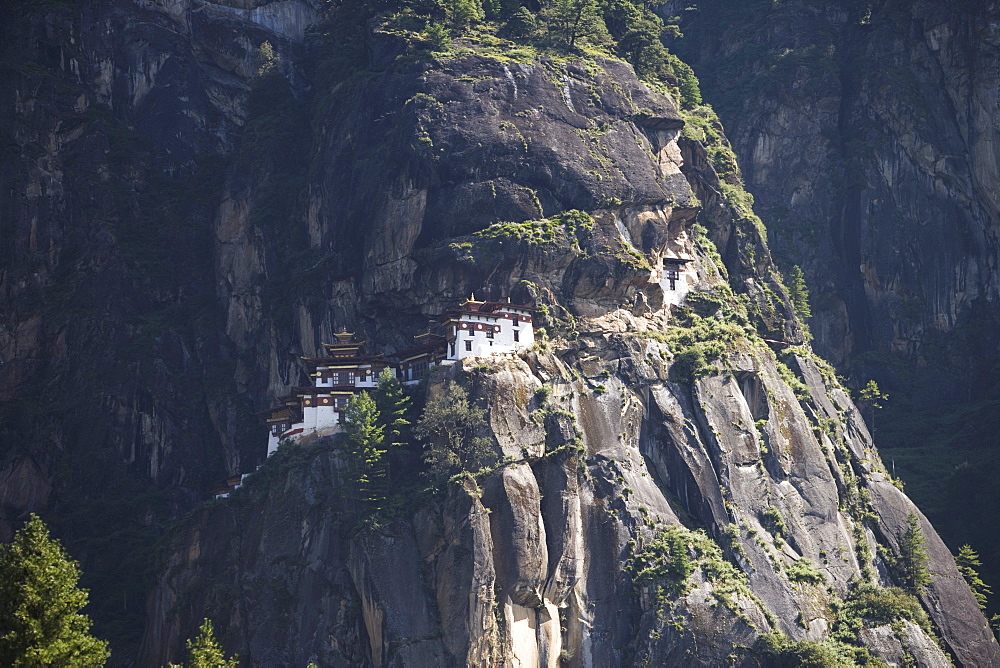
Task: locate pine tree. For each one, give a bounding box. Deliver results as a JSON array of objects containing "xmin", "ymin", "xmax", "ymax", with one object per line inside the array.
[
  {"xmin": 540, "ymin": 0, "xmax": 610, "ymax": 48},
  {"xmin": 0, "ymin": 514, "xmax": 110, "ymax": 667},
  {"xmin": 374, "ymin": 368, "xmax": 412, "ymax": 487},
  {"xmin": 787, "ymin": 265, "xmax": 812, "ymax": 321},
  {"xmin": 858, "ymin": 379, "xmax": 887, "ymax": 435},
  {"xmin": 956, "ymin": 544, "xmax": 993, "ymax": 610},
  {"xmin": 896, "ymin": 513, "xmax": 931, "ymax": 594},
  {"xmin": 374, "ymin": 367, "xmax": 411, "ymax": 452},
  {"xmin": 169, "ymin": 618, "xmax": 237, "ymax": 668},
  {"xmin": 344, "ymin": 391, "xmax": 388, "ymax": 506}
]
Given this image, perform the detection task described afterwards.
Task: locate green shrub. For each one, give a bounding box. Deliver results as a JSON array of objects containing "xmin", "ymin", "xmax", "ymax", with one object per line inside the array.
[
  {"xmin": 761, "ymin": 505, "xmax": 787, "ymax": 539},
  {"xmin": 832, "ymin": 584, "xmax": 931, "ymax": 644},
  {"xmin": 629, "ymin": 526, "xmax": 694, "ymax": 597},
  {"xmin": 786, "ymin": 558, "xmax": 826, "ymax": 586},
  {"xmin": 755, "ymin": 633, "xmax": 878, "ymax": 667}
]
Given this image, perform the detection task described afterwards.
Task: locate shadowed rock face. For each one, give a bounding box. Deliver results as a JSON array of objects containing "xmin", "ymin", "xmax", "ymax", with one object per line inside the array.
[
  {"xmin": 1, "ymin": 0, "xmax": 997, "ymax": 665},
  {"xmin": 666, "ymin": 0, "xmax": 1000, "ymax": 626},
  {"xmin": 668, "ymin": 0, "xmax": 1000, "ymax": 405}
]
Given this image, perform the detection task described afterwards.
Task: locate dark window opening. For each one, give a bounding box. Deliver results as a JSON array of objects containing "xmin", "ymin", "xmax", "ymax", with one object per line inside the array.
[
  {"xmin": 665, "ymin": 268, "xmax": 679, "ymax": 290},
  {"xmin": 513, "ymin": 329, "xmax": 520, "ymax": 342},
  {"xmin": 465, "ymin": 340, "xmax": 472, "ymax": 352}
]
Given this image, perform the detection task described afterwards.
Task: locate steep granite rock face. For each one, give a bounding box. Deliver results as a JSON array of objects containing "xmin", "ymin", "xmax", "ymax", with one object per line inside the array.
[
  {"xmin": 145, "ymin": 29, "xmax": 995, "ymax": 665},
  {"xmin": 142, "ymin": 346, "xmax": 996, "ymax": 665},
  {"xmin": 3, "ymin": 0, "xmax": 998, "ymax": 664},
  {"xmin": 667, "ymin": 0, "xmax": 1000, "ymax": 609},
  {"xmin": 0, "ymin": 0, "xmax": 313, "ymax": 654},
  {"xmin": 668, "ymin": 0, "xmax": 1000, "ymax": 378}
]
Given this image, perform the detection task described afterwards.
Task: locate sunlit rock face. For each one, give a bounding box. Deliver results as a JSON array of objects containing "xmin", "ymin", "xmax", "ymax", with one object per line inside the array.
[{"xmin": 2, "ymin": 0, "xmax": 998, "ymax": 665}]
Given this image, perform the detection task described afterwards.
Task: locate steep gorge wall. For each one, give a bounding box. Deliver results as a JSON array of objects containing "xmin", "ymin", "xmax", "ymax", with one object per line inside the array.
[
  {"xmin": 148, "ymin": 26, "xmax": 995, "ymax": 667},
  {"xmin": 0, "ymin": 0, "xmax": 316, "ymax": 653},
  {"xmin": 1, "ymin": 0, "xmax": 998, "ymax": 664},
  {"xmin": 665, "ymin": 0, "xmax": 1000, "ymax": 601}
]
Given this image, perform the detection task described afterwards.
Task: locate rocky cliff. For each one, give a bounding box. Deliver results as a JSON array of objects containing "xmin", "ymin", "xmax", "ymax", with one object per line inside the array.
[
  {"xmin": 665, "ymin": 0, "xmax": 1000, "ymax": 611},
  {"xmin": 2, "ymin": 0, "xmax": 998, "ymax": 664}
]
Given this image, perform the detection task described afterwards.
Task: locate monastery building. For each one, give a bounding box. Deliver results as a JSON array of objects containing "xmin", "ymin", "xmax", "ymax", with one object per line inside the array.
[{"xmin": 261, "ymin": 298, "xmax": 534, "ymax": 456}]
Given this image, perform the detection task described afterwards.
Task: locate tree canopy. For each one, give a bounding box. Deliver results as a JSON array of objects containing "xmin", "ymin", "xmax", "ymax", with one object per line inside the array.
[
  {"xmin": 896, "ymin": 513, "xmax": 931, "ymax": 594},
  {"xmin": 0, "ymin": 514, "xmax": 110, "ymax": 667},
  {"xmin": 415, "ymin": 382, "xmax": 491, "ymax": 479},
  {"xmin": 956, "ymin": 544, "xmax": 992, "ymax": 610},
  {"xmin": 168, "ymin": 618, "xmax": 237, "ymax": 668}
]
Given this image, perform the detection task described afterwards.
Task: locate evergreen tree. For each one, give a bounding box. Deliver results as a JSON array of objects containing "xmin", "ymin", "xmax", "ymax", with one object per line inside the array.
[
  {"xmin": 858, "ymin": 379, "xmax": 887, "ymax": 435},
  {"xmin": 602, "ymin": 0, "xmax": 671, "ymax": 80},
  {"xmin": 0, "ymin": 514, "xmax": 110, "ymax": 667},
  {"xmin": 445, "ymin": 0, "xmax": 484, "ymax": 29},
  {"xmin": 374, "ymin": 368, "xmax": 412, "ymax": 487},
  {"xmin": 344, "ymin": 391, "xmax": 388, "ymax": 505},
  {"xmin": 415, "ymin": 382, "xmax": 491, "ymax": 480},
  {"xmin": 787, "ymin": 265, "xmax": 812, "ymax": 321},
  {"xmin": 896, "ymin": 513, "xmax": 931, "ymax": 594},
  {"xmin": 501, "ymin": 6, "xmax": 540, "ymax": 39},
  {"xmin": 374, "ymin": 367, "xmax": 411, "ymax": 451},
  {"xmin": 955, "ymin": 544, "xmax": 992, "ymax": 610},
  {"xmin": 169, "ymin": 618, "xmax": 237, "ymax": 668},
  {"xmin": 540, "ymin": 0, "xmax": 610, "ymax": 48}
]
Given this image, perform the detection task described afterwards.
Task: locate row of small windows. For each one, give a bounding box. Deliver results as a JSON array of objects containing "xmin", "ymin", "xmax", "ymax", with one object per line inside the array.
[{"xmin": 466, "ymin": 329, "xmax": 520, "ymax": 341}]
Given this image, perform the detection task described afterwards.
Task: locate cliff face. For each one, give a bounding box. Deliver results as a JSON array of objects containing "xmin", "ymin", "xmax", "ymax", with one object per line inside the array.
[
  {"xmin": 668, "ymin": 0, "xmax": 1000, "ymax": 376},
  {"xmin": 0, "ymin": 0, "xmax": 314, "ymax": 652},
  {"xmin": 141, "ymin": 346, "xmax": 998, "ymax": 666},
  {"xmin": 2, "ymin": 0, "xmax": 998, "ymax": 665},
  {"xmin": 150, "ymin": 26, "xmax": 993, "ymax": 666},
  {"xmin": 666, "ymin": 0, "xmax": 1000, "ymax": 607}
]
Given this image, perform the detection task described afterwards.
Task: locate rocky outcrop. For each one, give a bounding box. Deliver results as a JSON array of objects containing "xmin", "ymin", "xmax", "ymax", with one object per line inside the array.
[
  {"xmin": 667, "ymin": 0, "xmax": 1000, "ymax": 621},
  {"xmin": 0, "ymin": 0, "xmax": 306, "ymax": 656},
  {"xmin": 3, "ymin": 0, "xmax": 997, "ymax": 664},
  {"xmin": 667, "ymin": 0, "xmax": 1000, "ymax": 381},
  {"xmin": 142, "ymin": 342, "xmax": 999, "ymax": 665},
  {"xmin": 142, "ymin": 35, "xmax": 996, "ymax": 663}
]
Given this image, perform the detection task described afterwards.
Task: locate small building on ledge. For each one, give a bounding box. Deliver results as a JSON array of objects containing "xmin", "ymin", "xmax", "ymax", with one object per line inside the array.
[
  {"xmin": 391, "ymin": 332, "xmax": 448, "ymax": 385},
  {"xmin": 260, "ymin": 298, "xmax": 535, "ymax": 457},
  {"xmin": 441, "ymin": 298, "xmax": 534, "ymax": 360}
]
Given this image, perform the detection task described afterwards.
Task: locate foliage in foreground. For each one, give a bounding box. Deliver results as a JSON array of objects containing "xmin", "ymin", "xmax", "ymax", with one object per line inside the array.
[
  {"xmin": 0, "ymin": 515, "xmax": 110, "ymax": 667},
  {"xmin": 167, "ymin": 618, "xmax": 237, "ymax": 668}
]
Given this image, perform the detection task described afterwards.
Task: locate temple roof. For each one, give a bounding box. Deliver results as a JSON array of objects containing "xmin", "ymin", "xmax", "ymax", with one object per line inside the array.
[
  {"xmin": 301, "ymin": 355, "xmax": 386, "ymax": 367},
  {"xmin": 390, "ymin": 335, "xmax": 447, "ymax": 361},
  {"xmin": 291, "ymin": 386, "xmax": 355, "ymax": 395},
  {"xmin": 440, "ymin": 298, "xmax": 534, "ymax": 321}
]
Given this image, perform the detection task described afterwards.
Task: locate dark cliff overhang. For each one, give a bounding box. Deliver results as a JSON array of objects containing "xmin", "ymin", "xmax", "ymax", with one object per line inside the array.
[{"xmin": 631, "ymin": 113, "xmax": 685, "ymax": 132}]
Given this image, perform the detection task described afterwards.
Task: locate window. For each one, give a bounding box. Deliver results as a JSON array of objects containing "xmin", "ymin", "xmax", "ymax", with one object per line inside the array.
[
  {"xmin": 486, "ymin": 329, "xmax": 494, "ymax": 339},
  {"xmin": 665, "ymin": 268, "xmax": 679, "ymax": 290},
  {"xmin": 465, "ymin": 340, "xmax": 472, "ymax": 352},
  {"xmin": 513, "ymin": 329, "xmax": 519, "ymax": 342},
  {"xmin": 450, "ymin": 342, "xmax": 456, "ymax": 356}
]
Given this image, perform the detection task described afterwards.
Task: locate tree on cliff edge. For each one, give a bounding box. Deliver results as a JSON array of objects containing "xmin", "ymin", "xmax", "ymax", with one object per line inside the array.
[
  {"xmin": 416, "ymin": 382, "xmax": 491, "ymax": 480},
  {"xmin": 169, "ymin": 618, "xmax": 237, "ymax": 668},
  {"xmin": 344, "ymin": 391, "xmax": 388, "ymax": 506},
  {"xmin": 0, "ymin": 514, "xmax": 110, "ymax": 667}
]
